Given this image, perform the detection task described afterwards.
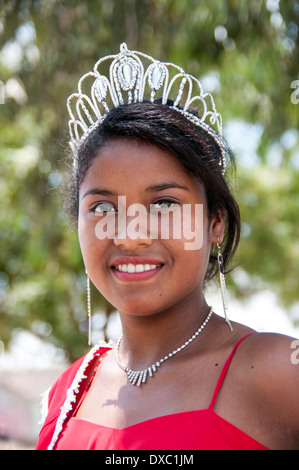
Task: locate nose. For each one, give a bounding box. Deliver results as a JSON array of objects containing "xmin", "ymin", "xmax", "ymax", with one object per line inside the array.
[
  {"xmin": 114, "ymin": 234, "xmax": 153, "ymax": 250},
  {"xmin": 113, "ymin": 205, "xmax": 154, "ymax": 250}
]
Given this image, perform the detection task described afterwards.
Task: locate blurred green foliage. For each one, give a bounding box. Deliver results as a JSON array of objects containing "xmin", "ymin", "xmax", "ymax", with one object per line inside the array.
[{"xmin": 0, "ymin": 0, "xmax": 298, "ymax": 361}]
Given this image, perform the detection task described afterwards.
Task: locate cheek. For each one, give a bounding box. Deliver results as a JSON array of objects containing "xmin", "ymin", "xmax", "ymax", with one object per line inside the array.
[
  {"xmin": 178, "ymin": 204, "xmax": 211, "ymax": 253},
  {"xmin": 157, "ymin": 204, "xmax": 207, "ymax": 246},
  {"xmin": 78, "ymin": 213, "xmax": 90, "ymax": 262},
  {"xmin": 78, "ymin": 213, "xmax": 106, "ymax": 269},
  {"xmin": 174, "ymin": 212, "xmax": 212, "ymax": 280}
]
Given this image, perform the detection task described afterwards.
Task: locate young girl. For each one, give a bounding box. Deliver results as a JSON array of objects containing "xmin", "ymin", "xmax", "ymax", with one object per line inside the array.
[{"xmin": 36, "ymin": 44, "xmax": 299, "ymax": 450}]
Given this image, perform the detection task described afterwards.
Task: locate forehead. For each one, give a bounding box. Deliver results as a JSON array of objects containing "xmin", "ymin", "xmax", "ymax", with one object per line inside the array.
[
  {"xmin": 94, "ymin": 138, "xmax": 183, "ymax": 172},
  {"xmin": 80, "ymin": 138, "xmax": 203, "ymax": 193}
]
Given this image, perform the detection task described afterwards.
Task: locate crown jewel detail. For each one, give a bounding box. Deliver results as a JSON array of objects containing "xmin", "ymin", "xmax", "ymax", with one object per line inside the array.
[{"xmin": 67, "ymin": 43, "xmax": 227, "ymax": 174}]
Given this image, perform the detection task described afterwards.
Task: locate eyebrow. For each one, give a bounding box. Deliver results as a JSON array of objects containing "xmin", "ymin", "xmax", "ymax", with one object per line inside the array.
[
  {"xmin": 82, "ymin": 182, "xmax": 190, "ymax": 199},
  {"xmin": 144, "ymin": 182, "xmax": 190, "ymax": 193},
  {"xmin": 82, "ymin": 188, "xmax": 117, "ymax": 199}
]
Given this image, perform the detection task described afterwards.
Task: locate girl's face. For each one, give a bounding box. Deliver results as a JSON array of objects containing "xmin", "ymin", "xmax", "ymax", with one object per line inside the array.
[{"xmin": 78, "ymin": 138, "xmax": 225, "ymax": 317}]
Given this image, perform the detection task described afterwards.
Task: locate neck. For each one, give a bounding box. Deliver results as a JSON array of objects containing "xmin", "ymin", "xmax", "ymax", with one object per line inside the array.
[{"xmin": 116, "ymin": 293, "xmax": 211, "ymax": 371}]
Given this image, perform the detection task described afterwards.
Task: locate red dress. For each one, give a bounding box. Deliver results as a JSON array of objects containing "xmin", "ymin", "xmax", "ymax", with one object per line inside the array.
[{"xmin": 36, "ymin": 334, "xmax": 268, "ymax": 450}]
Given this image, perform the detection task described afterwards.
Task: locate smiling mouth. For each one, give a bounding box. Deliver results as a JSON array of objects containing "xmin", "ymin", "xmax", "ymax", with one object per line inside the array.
[
  {"xmin": 112, "ymin": 263, "xmax": 163, "ymax": 273},
  {"xmin": 110, "ymin": 261, "xmax": 164, "ymax": 281}
]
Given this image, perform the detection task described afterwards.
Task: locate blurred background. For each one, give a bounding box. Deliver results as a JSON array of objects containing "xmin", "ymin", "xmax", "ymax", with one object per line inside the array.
[{"xmin": 0, "ymin": 0, "xmax": 298, "ymax": 449}]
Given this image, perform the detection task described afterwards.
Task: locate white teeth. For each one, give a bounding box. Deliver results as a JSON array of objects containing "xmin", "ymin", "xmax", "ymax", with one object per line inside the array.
[
  {"xmin": 113, "ymin": 263, "xmax": 162, "ymax": 273},
  {"xmin": 135, "ymin": 264, "xmax": 144, "ymax": 273},
  {"xmin": 128, "ymin": 263, "xmax": 135, "ymax": 273}
]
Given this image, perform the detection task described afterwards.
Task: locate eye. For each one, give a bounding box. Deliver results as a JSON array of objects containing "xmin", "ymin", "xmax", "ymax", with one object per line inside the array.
[
  {"xmin": 150, "ymin": 198, "xmax": 180, "ymax": 210},
  {"xmin": 92, "ymin": 202, "xmax": 117, "ymax": 215}
]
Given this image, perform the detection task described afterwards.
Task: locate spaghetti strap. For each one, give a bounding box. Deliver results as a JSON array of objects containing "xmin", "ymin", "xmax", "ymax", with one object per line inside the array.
[{"xmin": 209, "ymin": 333, "xmax": 254, "ymax": 410}]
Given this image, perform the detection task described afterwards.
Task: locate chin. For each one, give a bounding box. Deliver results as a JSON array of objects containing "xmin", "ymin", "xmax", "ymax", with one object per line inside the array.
[{"xmin": 117, "ymin": 302, "xmax": 159, "ymax": 317}]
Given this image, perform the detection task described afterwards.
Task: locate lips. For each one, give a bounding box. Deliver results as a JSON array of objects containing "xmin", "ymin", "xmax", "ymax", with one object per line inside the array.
[{"xmin": 110, "ymin": 257, "xmax": 164, "ymax": 281}]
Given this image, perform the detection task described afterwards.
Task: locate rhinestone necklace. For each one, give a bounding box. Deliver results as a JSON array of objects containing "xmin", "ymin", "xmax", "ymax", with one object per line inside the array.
[{"xmin": 115, "ymin": 306, "xmax": 213, "ymax": 386}]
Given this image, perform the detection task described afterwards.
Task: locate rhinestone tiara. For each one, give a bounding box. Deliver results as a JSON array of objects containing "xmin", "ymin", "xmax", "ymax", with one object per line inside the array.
[{"xmin": 67, "ymin": 43, "xmax": 227, "ymax": 175}]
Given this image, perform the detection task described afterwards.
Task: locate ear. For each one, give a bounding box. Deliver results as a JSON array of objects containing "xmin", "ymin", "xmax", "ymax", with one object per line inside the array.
[{"xmin": 209, "ymin": 209, "xmax": 226, "ymax": 244}]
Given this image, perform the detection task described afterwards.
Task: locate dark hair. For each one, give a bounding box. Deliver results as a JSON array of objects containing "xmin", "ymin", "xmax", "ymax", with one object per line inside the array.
[{"xmin": 63, "ymin": 101, "xmax": 241, "ymax": 281}]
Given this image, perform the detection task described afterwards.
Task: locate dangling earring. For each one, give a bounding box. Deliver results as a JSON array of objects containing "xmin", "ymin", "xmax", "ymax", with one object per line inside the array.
[
  {"xmin": 216, "ymin": 240, "xmax": 233, "ymax": 332},
  {"xmin": 86, "ymin": 269, "xmax": 92, "ymax": 345}
]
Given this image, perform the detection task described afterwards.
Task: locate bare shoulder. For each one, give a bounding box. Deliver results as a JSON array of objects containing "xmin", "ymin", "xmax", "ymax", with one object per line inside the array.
[
  {"xmin": 239, "ymin": 331, "xmax": 299, "ymax": 448},
  {"xmin": 241, "ymin": 331, "xmax": 299, "ymax": 375}
]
